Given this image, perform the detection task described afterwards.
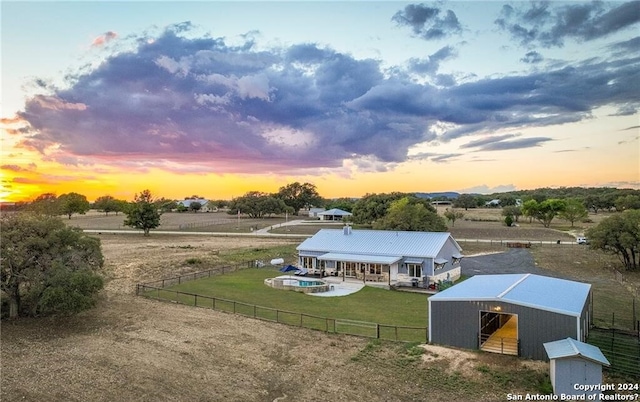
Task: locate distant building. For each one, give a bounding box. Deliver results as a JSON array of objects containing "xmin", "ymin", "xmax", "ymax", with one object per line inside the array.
[
  {"xmin": 177, "ymin": 199, "xmax": 214, "ymax": 212},
  {"xmin": 307, "ymin": 208, "xmax": 325, "ymax": 218},
  {"xmin": 317, "ymin": 208, "xmax": 352, "ymax": 221}
]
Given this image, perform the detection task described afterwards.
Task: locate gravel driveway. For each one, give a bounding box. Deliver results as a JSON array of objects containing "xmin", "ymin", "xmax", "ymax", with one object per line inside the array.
[{"xmin": 460, "ymin": 248, "xmax": 556, "ymax": 277}]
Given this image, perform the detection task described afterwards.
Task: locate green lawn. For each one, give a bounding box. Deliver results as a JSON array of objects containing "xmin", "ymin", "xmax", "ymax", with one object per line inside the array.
[{"xmin": 154, "ymin": 268, "xmax": 429, "ymax": 328}]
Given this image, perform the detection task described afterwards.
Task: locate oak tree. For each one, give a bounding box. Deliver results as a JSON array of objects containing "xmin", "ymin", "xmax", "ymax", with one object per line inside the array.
[
  {"xmin": 123, "ymin": 190, "xmax": 162, "ymax": 236},
  {"xmin": 1, "ymin": 213, "xmax": 104, "ymax": 319}
]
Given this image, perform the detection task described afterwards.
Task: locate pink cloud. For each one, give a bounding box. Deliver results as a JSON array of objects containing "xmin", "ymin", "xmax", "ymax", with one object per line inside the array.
[
  {"xmin": 33, "ymin": 95, "xmax": 87, "ymax": 111},
  {"xmin": 91, "ymin": 31, "xmax": 117, "ymax": 47}
]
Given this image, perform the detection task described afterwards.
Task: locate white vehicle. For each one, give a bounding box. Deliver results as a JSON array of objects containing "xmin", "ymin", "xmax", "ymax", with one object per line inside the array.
[{"xmin": 576, "ymin": 237, "xmax": 589, "ymax": 245}]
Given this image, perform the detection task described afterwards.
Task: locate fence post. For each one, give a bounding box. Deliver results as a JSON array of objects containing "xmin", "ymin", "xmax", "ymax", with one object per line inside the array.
[
  {"xmin": 178, "ymin": 276, "xmax": 181, "ymax": 285},
  {"xmin": 194, "ymin": 294, "xmax": 197, "ymax": 307},
  {"xmin": 233, "ymin": 301, "xmax": 236, "ymax": 314},
  {"xmin": 213, "ymin": 297, "xmax": 216, "ymax": 310},
  {"xmin": 376, "ymin": 324, "xmax": 380, "ymax": 339},
  {"xmin": 276, "ymin": 310, "xmax": 279, "ymax": 323},
  {"xmin": 633, "ymin": 298, "xmax": 636, "ymax": 331},
  {"xmin": 395, "ymin": 326, "xmax": 398, "ymax": 341}
]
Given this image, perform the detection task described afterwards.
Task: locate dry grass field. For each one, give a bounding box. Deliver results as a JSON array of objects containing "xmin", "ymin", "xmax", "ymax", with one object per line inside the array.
[
  {"xmin": 2, "ymin": 233, "xmax": 557, "ymax": 402},
  {"xmin": 2, "ymin": 210, "xmax": 637, "ymax": 401}
]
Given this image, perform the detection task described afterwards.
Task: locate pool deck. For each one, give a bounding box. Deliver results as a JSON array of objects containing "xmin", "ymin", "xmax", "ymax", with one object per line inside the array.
[{"xmin": 308, "ymin": 277, "xmax": 365, "ymax": 297}]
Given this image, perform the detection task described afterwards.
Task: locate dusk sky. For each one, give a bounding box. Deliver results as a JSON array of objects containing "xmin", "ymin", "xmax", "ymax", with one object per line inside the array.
[{"xmin": 1, "ymin": 1, "xmax": 639, "ymax": 202}]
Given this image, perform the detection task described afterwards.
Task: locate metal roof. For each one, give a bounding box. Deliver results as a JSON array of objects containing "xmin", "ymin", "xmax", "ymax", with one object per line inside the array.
[
  {"xmin": 429, "ymin": 274, "xmax": 591, "ymax": 317},
  {"xmin": 318, "ymin": 208, "xmax": 352, "ymax": 216},
  {"xmin": 544, "ymin": 338, "xmax": 610, "ymax": 366},
  {"xmin": 296, "ymin": 229, "xmax": 460, "ymax": 258},
  {"xmin": 317, "ymin": 253, "xmax": 401, "ymax": 264}
]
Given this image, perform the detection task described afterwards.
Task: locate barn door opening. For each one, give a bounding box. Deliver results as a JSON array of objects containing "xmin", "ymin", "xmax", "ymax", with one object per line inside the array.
[{"xmin": 479, "ymin": 311, "xmax": 518, "ymax": 356}]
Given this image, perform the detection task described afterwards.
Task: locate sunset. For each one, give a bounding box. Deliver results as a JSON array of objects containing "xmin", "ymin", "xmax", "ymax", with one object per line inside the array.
[{"xmin": 2, "ymin": 1, "xmax": 638, "ymax": 202}]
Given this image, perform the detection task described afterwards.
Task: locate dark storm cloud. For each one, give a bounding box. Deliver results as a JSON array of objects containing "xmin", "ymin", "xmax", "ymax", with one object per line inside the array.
[
  {"xmin": 13, "ymin": 22, "xmax": 639, "ymax": 174},
  {"xmin": 608, "ymin": 36, "xmax": 640, "ymax": 56},
  {"xmin": 392, "ymin": 4, "xmax": 462, "ymax": 40},
  {"xmin": 609, "ymin": 104, "xmax": 639, "ymax": 116},
  {"xmin": 496, "ymin": 1, "xmax": 640, "ymax": 47},
  {"xmin": 521, "ymin": 51, "xmax": 543, "ymax": 64},
  {"xmin": 408, "ymin": 45, "xmax": 457, "ymax": 75}
]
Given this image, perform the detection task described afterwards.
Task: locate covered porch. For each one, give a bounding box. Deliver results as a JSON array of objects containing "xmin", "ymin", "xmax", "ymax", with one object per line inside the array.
[{"xmin": 317, "ymin": 253, "xmax": 400, "ymax": 284}]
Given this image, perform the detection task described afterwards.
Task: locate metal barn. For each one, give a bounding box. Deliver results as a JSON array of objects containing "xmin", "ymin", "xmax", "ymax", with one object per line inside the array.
[{"xmin": 428, "ymin": 274, "xmax": 592, "ymax": 360}]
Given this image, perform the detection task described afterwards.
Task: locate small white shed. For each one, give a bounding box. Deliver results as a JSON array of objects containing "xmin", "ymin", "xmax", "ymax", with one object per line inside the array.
[{"xmin": 543, "ymin": 337, "xmax": 610, "ymax": 398}]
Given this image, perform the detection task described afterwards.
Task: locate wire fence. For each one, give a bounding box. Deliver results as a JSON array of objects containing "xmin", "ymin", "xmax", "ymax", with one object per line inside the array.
[
  {"xmin": 136, "ymin": 258, "xmax": 639, "ymax": 372},
  {"xmin": 176, "ymin": 219, "xmax": 237, "ymax": 230},
  {"xmin": 456, "ymin": 239, "xmax": 587, "ymax": 246},
  {"xmin": 135, "ymin": 262, "xmax": 428, "ymax": 343},
  {"xmin": 136, "ymin": 283, "xmax": 429, "ymax": 343},
  {"xmin": 588, "ymin": 327, "xmax": 640, "ymax": 378}
]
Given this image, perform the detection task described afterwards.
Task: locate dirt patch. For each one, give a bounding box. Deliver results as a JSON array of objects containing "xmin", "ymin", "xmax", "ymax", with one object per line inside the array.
[{"xmin": 421, "ymin": 344, "xmax": 481, "ymax": 378}]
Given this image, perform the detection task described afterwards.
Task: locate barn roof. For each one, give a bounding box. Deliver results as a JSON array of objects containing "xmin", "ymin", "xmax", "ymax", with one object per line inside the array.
[
  {"xmin": 429, "ymin": 273, "xmax": 591, "ymax": 317},
  {"xmin": 297, "ymin": 229, "xmax": 460, "ymax": 258},
  {"xmin": 544, "ymin": 338, "xmax": 610, "ymax": 366}
]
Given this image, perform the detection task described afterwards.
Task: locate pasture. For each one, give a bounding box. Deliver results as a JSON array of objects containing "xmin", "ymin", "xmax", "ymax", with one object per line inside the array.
[{"xmin": 2, "ymin": 210, "xmax": 638, "ymax": 402}]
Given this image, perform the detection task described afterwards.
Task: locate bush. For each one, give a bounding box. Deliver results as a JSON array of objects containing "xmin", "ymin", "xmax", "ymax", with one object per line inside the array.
[{"xmin": 504, "ymin": 215, "xmax": 514, "ymax": 227}]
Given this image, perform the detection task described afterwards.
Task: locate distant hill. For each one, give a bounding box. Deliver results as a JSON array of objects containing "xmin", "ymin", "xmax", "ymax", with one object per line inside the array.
[{"xmin": 414, "ymin": 192, "xmax": 461, "ymax": 199}]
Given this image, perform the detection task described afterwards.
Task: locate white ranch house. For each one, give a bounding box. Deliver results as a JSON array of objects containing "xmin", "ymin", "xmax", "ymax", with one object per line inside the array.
[
  {"xmin": 317, "ymin": 208, "xmax": 352, "ymax": 221},
  {"xmin": 177, "ymin": 199, "xmax": 215, "ymax": 212},
  {"xmin": 296, "ymin": 227, "xmax": 463, "ymax": 286}
]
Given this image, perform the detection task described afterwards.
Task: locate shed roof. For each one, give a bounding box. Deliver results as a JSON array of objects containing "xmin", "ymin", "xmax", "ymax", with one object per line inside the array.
[
  {"xmin": 429, "ymin": 273, "xmax": 591, "ymax": 317},
  {"xmin": 318, "ymin": 208, "xmax": 352, "ymax": 216},
  {"xmin": 296, "ymin": 229, "xmax": 461, "ymax": 258},
  {"xmin": 544, "ymin": 338, "xmax": 610, "ymax": 366}
]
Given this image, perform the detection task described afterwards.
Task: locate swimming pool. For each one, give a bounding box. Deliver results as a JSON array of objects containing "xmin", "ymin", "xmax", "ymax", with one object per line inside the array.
[{"xmin": 264, "ymin": 275, "xmax": 330, "ymax": 294}]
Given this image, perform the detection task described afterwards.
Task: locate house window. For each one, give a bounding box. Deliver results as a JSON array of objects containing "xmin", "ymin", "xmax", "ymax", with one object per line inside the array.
[
  {"xmin": 369, "ymin": 263, "xmax": 382, "ymax": 275},
  {"xmin": 407, "ymin": 263, "xmax": 422, "ymax": 278},
  {"xmin": 452, "ymin": 255, "xmax": 463, "ymax": 265}
]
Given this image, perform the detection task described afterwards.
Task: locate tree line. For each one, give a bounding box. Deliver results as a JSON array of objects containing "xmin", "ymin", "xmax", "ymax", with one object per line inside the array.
[
  {"xmin": 450, "ymin": 187, "xmax": 640, "ymax": 213},
  {"xmin": 2, "ymin": 184, "xmax": 639, "ymax": 320}
]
